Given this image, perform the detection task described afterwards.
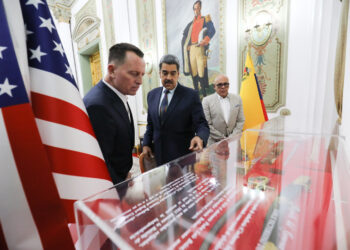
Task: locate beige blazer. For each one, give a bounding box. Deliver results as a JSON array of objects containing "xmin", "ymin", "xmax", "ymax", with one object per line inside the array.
[{"xmin": 202, "ymin": 93, "xmax": 245, "ymax": 145}]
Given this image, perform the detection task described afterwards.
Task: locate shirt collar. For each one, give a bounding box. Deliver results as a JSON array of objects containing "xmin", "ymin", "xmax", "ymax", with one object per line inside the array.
[
  {"xmin": 216, "ymin": 92, "xmax": 228, "ymax": 100},
  {"xmin": 162, "ymin": 83, "xmax": 178, "ymax": 94},
  {"xmin": 103, "ymin": 79, "xmax": 128, "ymax": 103}
]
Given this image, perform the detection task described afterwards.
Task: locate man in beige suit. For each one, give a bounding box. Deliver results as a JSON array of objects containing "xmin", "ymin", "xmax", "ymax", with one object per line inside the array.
[{"xmin": 202, "ymin": 74, "xmax": 245, "ymax": 145}]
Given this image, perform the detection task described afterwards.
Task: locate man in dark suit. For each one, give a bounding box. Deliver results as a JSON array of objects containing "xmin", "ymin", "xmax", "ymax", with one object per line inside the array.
[
  {"xmin": 83, "ymin": 43, "xmax": 145, "ymax": 184},
  {"xmin": 142, "ymin": 54, "xmax": 209, "ymax": 166}
]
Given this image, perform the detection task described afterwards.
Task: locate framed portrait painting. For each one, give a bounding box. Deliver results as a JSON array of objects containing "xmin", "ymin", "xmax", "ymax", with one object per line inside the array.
[{"xmin": 163, "ymin": 0, "xmax": 226, "ymax": 99}]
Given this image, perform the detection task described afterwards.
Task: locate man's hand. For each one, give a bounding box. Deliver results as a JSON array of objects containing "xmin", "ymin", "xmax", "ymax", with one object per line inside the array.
[
  {"xmin": 189, "ymin": 136, "xmax": 203, "ymax": 151},
  {"xmin": 142, "ymin": 146, "xmax": 154, "ymax": 159},
  {"xmin": 199, "ymin": 39, "xmax": 209, "ymax": 47}
]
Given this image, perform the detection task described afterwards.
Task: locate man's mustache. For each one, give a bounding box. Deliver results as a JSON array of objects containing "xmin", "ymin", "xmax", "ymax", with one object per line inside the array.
[{"xmin": 164, "ymin": 80, "xmax": 173, "ymax": 84}]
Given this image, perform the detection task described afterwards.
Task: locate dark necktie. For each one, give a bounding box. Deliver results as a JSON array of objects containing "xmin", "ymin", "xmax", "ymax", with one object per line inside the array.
[
  {"xmin": 126, "ymin": 102, "xmax": 135, "ymax": 141},
  {"xmin": 159, "ymin": 89, "xmax": 170, "ymax": 121},
  {"xmin": 126, "ymin": 101, "xmax": 132, "ymax": 123}
]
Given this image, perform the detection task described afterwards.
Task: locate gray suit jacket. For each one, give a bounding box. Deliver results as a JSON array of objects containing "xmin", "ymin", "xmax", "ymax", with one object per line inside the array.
[{"xmin": 202, "ymin": 93, "xmax": 245, "ymax": 145}]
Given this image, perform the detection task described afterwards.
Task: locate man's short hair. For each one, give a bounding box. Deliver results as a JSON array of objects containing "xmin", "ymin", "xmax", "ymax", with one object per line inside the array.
[
  {"xmin": 193, "ymin": 0, "xmax": 202, "ymax": 9},
  {"xmin": 108, "ymin": 43, "xmax": 144, "ymax": 65},
  {"xmin": 159, "ymin": 54, "xmax": 180, "ymax": 71}
]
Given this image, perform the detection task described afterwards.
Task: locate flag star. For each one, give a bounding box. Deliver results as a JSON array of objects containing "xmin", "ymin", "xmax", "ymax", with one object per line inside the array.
[
  {"xmin": 25, "ymin": 24, "xmax": 33, "ymax": 36},
  {"xmin": 30, "ymin": 45, "xmax": 47, "ymax": 62},
  {"xmin": 53, "ymin": 41, "xmax": 65, "ymax": 56},
  {"xmin": 25, "ymin": 0, "xmax": 44, "ymax": 10},
  {"xmin": 0, "ymin": 78, "xmax": 17, "ymax": 97},
  {"xmin": 0, "ymin": 46, "xmax": 7, "ymax": 59},
  {"xmin": 39, "ymin": 16, "xmax": 55, "ymax": 33},
  {"xmin": 65, "ymin": 64, "xmax": 74, "ymax": 78}
]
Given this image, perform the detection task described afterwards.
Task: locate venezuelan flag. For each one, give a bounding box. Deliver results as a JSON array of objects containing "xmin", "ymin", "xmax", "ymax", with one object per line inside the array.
[
  {"xmin": 240, "ymin": 50, "xmax": 268, "ymax": 130},
  {"xmin": 240, "ymin": 50, "xmax": 268, "ymax": 163}
]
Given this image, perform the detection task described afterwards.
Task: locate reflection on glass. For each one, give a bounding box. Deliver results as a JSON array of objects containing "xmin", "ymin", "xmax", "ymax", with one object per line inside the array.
[{"xmin": 75, "ymin": 117, "xmax": 350, "ymax": 249}]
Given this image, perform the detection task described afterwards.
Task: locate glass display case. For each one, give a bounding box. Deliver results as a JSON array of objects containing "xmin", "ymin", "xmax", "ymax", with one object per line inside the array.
[{"xmin": 74, "ymin": 117, "xmax": 350, "ymax": 249}]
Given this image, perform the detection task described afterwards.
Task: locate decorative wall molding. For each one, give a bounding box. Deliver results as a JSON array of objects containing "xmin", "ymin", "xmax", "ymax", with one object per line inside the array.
[
  {"xmin": 136, "ymin": 0, "xmax": 159, "ymax": 118},
  {"xmin": 47, "ymin": 0, "xmax": 75, "ymax": 23},
  {"xmin": 239, "ymin": 0, "xmax": 289, "ymax": 112},
  {"xmin": 101, "ymin": 0, "xmax": 115, "ymax": 51},
  {"xmin": 72, "ymin": 0, "xmax": 100, "ymax": 51},
  {"xmin": 74, "ymin": 0, "xmax": 96, "ymax": 22},
  {"xmin": 72, "ymin": 15, "xmax": 100, "ymax": 50}
]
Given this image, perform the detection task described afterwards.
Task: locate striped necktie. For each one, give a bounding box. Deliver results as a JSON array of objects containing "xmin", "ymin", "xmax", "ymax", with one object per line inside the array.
[{"xmin": 159, "ymin": 89, "xmax": 170, "ymax": 121}]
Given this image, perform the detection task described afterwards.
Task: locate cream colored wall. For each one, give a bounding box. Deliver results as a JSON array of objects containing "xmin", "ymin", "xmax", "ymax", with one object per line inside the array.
[{"xmin": 284, "ymin": 0, "xmax": 341, "ymax": 133}]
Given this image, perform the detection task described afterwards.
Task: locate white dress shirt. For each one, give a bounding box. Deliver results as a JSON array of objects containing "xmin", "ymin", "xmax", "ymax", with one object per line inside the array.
[
  {"xmin": 216, "ymin": 93, "xmax": 230, "ymax": 124},
  {"xmin": 103, "ymin": 80, "xmax": 131, "ymax": 121}
]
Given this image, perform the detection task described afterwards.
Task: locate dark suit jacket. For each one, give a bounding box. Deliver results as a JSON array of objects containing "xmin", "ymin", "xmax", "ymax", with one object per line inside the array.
[
  {"xmin": 83, "ymin": 81, "xmax": 134, "ymax": 184},
  {"xmin": 143, "ymin": 83, "xmax": 209, "ymax": 166}
]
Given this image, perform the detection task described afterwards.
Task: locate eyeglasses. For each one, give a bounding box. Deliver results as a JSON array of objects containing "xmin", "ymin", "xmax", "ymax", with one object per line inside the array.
[{"xmin": 215, "ymin": 82, "xmax": 229, "ymax": 88}]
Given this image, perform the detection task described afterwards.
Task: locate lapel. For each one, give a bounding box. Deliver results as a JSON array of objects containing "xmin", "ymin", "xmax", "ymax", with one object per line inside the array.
[
  {"xmin": 227, "ymin": 94, "xmax": 236, "ymax": 127},
  {"xmin": 213, "ymin": 94, "xmax": 227, "ymax": 125},
  {"xmin": 161, "ymin": 83, "xmax": 184, "ymax": 126},
  {"xmin": 100, "ymin": 82, "xmax": 134, "ymax": 137}
]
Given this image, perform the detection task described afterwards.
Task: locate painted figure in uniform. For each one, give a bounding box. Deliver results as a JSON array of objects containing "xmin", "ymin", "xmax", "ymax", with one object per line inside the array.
[{"xmin": 181, "ymin": 0, "xmax": 215, "ymax": 97}]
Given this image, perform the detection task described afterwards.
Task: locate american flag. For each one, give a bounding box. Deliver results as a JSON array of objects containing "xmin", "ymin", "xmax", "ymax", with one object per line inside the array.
[{"xmin": 0, "ymin": 0, "xmax": 113, "ymax": 248}]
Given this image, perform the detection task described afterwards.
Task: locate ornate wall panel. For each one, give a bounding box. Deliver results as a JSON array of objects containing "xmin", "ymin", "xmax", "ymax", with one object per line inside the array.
[
  {"xmin": 75, "ymin": 0, "xmax": 96, "ymax": 25},
  {"xmin": 102, "ymin": 0, "xmax": 115, "ymax": 52},
  {"xmin": 72, "ymin": 0, "xmax": 100, "ymax": 51},
  {"xmin": 239, "ymin": 0, "xmax": 289, "ymax": 112},
  {"xmin": 47, "ymin": 0, "xmax": 74, "ymax": 23},
  {"xmin": 136, "ymin": 0, "xmax": 159, "ymax": 116}
]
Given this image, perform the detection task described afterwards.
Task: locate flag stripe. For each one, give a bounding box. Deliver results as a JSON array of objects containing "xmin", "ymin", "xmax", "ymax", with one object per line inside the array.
[
  {"xmin": 62, "ymin": 200, "xmax": 76, "ymax": 223},
  {"xmin": 53, "ymin": 173, "xmax": 116, "ymax": 200},
  {"xmin": 61, "ymin": 199, "xmax": 116, "ymax": 224},
  {"xmin": 68, "ymin": 224, "xmax": 79, "ymax": 245},
  {"xmin": 260, "ymin": 99, "xmax": 268, "ymax": 121},
  {"xmin": 2, "ymin": 0, "xmax": 112, "ymax": 247},
  {"xmin": 2, "ymin": 104, "xmax": 74, "ymax": 250},
  {"xmin": 0, "ymin": 111, "xmax": 42, "ymax": 250},
  {"xmin": 31, "ymin": 92, "xmax": 95, "ymax": 137},
  {"xmin": 35, "ymin": 118, "xmax": 104, "ymax": 160},
  {"xmin": 74, "ymin": 225, "xmax": 107, "ymax": 250},
  {"xmin": 30, "ymin": 68, "xmax": 86, "ymax": 112},
  {"xmin": 88, "ymin": 229, "xmax": 109, "ymax": 250},
  {"xmin": 0, "ymin": 223, "xmax": 8, "ymax": 250},
  {"xmin": 46, "ymin": 145, "xmax": 110, "ymax": 179},
  {"xmin": 254, "ymin": 73, "xmax": 263, "ymax": 100},
  {"xmin": 254, "ymin": 72, "xmax": 268, "ymax": 121}
]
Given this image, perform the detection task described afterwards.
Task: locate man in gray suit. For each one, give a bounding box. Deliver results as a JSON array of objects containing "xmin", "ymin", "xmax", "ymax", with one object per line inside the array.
[{"xmin": 202, "ymin": 74, "xmax": 245, "ymax": 145}]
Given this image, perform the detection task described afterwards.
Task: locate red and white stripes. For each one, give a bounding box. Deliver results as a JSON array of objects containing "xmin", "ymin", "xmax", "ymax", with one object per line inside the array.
[{"xmin": 29, "ymin": 66, "xmax": 114, "ymax": 224}]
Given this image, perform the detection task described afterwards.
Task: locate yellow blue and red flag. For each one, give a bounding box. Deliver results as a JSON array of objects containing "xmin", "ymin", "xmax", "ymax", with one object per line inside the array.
[
  {"xmin": 240, "ymin": 50, "xmax": 268, "ymax": 130},
  {"xmin": 240, "ymin": 50, "xmax": 268, "ymax": 162}
]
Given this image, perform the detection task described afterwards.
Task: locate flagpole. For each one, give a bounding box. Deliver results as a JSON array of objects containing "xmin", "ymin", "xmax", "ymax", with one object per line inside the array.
[{"xmin": 248, "ymin": 42, "xmax": 252, "ymax": 58}]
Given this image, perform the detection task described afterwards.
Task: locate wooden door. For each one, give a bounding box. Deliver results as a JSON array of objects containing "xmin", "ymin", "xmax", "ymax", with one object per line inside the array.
[{"xmin": 89, "ymin": 50, "xmax": 102, "ymax": 86}]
